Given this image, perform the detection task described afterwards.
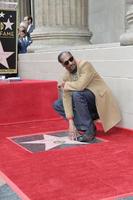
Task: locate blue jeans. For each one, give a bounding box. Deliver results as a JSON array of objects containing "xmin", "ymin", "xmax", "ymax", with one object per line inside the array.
[{"xmin": 53, "ymin": 89, "xmax": 99, "ymax": 134}]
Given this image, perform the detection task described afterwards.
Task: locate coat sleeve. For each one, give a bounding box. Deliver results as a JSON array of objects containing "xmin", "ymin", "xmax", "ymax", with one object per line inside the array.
[
  {"xmin": 63, "ymin": 91, "xmax": 73, "ymax": 118},
  {"xmin": 60, "ymin": 73, "xmax": 74, "ymax": 118},
  {"xmin": 64, "ymin": 61, "xmax": 95, "ymax": 91},
  {"xmin": 58, "ymin": 73, "xmax": 70, "ymax": 88}
]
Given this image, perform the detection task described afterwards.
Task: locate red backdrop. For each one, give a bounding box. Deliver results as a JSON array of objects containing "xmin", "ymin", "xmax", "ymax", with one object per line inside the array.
[{"xmin": 0, "ymin": 80, "xmax": 60, "ymax": 125}]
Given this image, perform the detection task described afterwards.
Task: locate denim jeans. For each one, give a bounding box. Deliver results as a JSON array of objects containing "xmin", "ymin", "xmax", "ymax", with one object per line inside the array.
[{"xmin": 53, "ymin": 89, "xmax": 99, "ymax": 134}]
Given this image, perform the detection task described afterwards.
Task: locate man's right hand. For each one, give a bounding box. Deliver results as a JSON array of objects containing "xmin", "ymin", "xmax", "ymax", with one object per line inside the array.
[{"xmin": 68, "ymin": 119, "xmax": 78, "ymax": 140}]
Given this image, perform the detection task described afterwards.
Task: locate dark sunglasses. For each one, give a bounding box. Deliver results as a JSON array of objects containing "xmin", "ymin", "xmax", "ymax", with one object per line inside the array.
[{"xmin": 63, "ymin": 56, "xmax": 74, "ymax": 66}]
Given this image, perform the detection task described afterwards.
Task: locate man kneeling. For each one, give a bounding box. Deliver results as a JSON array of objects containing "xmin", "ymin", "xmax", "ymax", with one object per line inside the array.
[{"xmin": 53, "ymin": 51, "xmax": 121, "ymax": 142}]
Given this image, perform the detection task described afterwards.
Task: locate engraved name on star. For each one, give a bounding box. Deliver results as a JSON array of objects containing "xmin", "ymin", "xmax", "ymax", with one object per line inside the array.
[
  {"xmin": 0, "ymin": 12, "xmax": 5, "ymax": 18},
  {"xmin": 0, "ymin": 41, "xmax": 14, "ymax": 69},
  {"xmin": 21, "ymin": 134, "xmax": 87, "ymax": 151},
  {"xmin": 4, "ymin": 18, "xmax": 14, "ymax": 30}
]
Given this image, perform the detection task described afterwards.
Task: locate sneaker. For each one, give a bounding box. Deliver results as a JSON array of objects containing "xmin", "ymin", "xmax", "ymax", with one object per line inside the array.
[{"xmin": 77, "ymin": 127, "xmax": 96, "ymax": 143}]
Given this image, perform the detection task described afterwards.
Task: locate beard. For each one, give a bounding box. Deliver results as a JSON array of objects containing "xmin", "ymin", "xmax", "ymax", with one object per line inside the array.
[{"xmin": 70, "ymin": 64, "xmax": 77, "ymax": 74}]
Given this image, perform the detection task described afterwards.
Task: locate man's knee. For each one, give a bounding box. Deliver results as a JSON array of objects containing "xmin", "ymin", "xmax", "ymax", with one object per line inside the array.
[
  {"xmin": 53, "ymin": 99, "xmax": 63, "ymax": 111},
  {"xmin": 72, "ymin": 91, "xmax": 83, "ymax": 101},
  {"xmin": 53, "ymin": 100, "xmax": 59, "ymax": 111}
]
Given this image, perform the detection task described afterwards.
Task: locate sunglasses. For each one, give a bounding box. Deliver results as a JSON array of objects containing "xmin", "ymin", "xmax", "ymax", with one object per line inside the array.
[{"xmin": 63, "ymin": 56, "xmax": 74, "ymax": 66}]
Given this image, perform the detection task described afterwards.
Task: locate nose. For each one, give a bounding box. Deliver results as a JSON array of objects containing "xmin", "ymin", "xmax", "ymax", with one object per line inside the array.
[
  {"xmin": 69, "ymin": 60, "xmax": 73, "ymax": 64},
  {"xmin": 68, "ymin": 60, "xmax": 73, "ymax": 66}
]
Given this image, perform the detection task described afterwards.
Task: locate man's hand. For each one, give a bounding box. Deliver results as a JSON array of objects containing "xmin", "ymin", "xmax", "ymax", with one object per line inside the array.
[
  {"xmin": 61, "ymin": 81, "xmax": 65, "ymax": 88},
  {"xmin": 68, "ymin": 119, "xmax": 78, "ymax": 140}
]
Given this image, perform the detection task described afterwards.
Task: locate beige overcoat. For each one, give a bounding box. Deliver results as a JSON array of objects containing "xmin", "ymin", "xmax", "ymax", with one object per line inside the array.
[{"xmin": 62, "ymin": 60, "xmax": 121, "ymax": 132}]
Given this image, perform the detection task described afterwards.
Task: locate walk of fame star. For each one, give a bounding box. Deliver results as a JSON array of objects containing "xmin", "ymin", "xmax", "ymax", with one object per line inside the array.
[
  {"xmin": 3, "ymin": 18, "xmax": 14, "ymax": 30},
  {"xmin": 9, "ymin": 131, "xmax": 102, "ymax": 153},
  {"xmin": 21, "ymin": 134, "xmax": 87, "ymax": 151},
  {"xmin": 0, "ymin": 41, "xmax": 14, "ymax": 69}
]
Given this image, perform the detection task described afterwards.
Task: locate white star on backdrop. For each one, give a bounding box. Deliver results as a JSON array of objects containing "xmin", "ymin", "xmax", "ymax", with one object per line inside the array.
[
  {"xmin": 3, "ymin": 18, "xmax": 14, "ymax": 30},
  {"xmin": 0, "ymin": 41, "xmax": 14, "ymax": 69},
  {"xmin": 0, "ymin": 12, "xmax": 5, "ymax": 18},
  {"xmin": 21, "ymin": 134, "xmax": 87, "ymax": 151}
]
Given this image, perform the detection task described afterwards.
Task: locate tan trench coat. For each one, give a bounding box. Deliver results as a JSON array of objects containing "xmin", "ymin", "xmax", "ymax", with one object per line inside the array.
[{"xmin": 62, "ymin": 60, "xmax": 121, "ymax": 132}]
